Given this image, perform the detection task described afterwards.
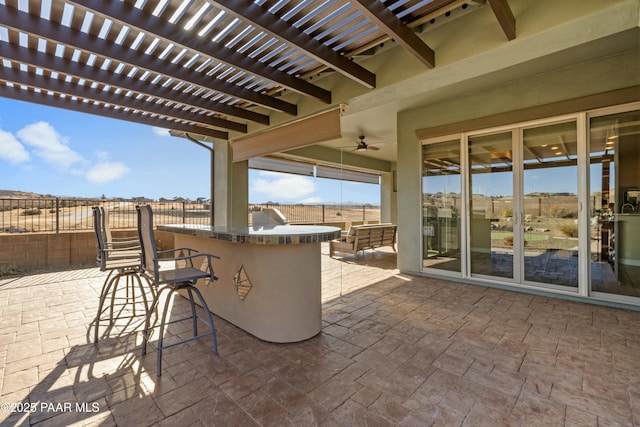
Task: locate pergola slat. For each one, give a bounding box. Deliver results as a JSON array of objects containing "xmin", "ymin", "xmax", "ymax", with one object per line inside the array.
[
  {"xmin": 0, "ymin": 40, "xmax": 270, "ymax": 125},
  {"xmin": 0, "ymin": 4, "xmax": 298, "ymax": 115},
  {"xmin": 0, "ymin": 83, "xmax": 229, "ymax": 140},
  {"xmin": 0, "ymin": 65, "xmax": 248, "ymax": 133},
  {"xmin": 0, "ymin": 0, "xmax": 504, "ymax": 139},
  {"xmin": 208, "ymin": 0, "xmax": 376, "ymax": 89},
  {"xmin": 69, "ymin": 0, "xmax": 333, "ymax": 104}
]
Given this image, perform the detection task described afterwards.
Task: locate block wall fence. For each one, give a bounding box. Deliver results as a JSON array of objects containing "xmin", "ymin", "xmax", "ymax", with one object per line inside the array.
[{"xmin": 0, "ymin": 230, "xmax": 175, "ymax": 270}]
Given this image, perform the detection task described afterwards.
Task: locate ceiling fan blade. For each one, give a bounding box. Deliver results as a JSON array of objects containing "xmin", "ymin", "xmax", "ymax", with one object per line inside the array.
[{"xmin": 368, "ymin": 145, "xmax": 381, "ymax": 151}]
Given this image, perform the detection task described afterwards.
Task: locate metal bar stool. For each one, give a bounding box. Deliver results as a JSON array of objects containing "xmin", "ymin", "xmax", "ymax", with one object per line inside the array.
[
  {"xmin": 136, "ymin": 205, "xmax": 219, "ymax": 376},
  {"xmin": 92, "ymin": 206, "xmax": 152, "ymax": 343}
]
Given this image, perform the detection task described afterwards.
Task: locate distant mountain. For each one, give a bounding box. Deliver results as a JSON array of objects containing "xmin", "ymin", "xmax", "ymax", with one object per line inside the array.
[{"xmin": 0, "ymin": 190, "xmax": 42, "ymax": 198}]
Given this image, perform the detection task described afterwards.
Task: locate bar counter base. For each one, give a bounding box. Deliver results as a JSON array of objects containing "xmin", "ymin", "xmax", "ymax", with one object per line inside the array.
[{"xmin": 175, "ymin": 233, "xmax": 322, "ymax": 343}]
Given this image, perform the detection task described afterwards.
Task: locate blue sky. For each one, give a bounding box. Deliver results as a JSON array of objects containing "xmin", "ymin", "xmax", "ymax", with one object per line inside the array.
[{"xmin": 0, "ymin": 98, "xmax": 380, "ymax": 204}]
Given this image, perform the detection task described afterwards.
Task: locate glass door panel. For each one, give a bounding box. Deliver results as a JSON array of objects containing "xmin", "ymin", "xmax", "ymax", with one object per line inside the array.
[
  {"xmin": 422, "ymin": 139, "xmax": 462, "ymax": 273},
  {"xmin": 468, "ymin": 132, "xmax": 514, "ymax": 279},
  {"xmin": 589, "ymin": 110, "xmax": 640, "ymax": 296},
  {"xmin": 522, "ymin": 121, "xmax": 578, "ymax": 288}
]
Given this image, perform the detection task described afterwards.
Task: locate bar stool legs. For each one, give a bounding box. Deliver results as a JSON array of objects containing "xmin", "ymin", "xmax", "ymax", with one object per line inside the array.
[
  {"xmin": 94, "ymin": 268, "xmax": 152, "ymax": 343},
  {"xmin": 142, "ymin": 282, "xmax": 218, "ymax": 376}
]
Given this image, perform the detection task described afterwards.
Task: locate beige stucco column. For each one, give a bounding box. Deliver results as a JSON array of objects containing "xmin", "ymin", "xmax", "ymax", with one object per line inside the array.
[
  {"xmin": 380, "ymin": 163, "xmax": 397, "ymax": 224},
  {"xmin": 213, "ymin": 140, "xmax": 249, "ymax": 227}
]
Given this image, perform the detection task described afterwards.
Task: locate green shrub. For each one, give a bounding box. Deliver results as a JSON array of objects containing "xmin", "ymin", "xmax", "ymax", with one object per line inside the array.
[
  {"xmin": 0, "ymin": 264, "xmax": 23, "ymax": 277},
  {"xmin": 547, "ymin": 207, "xmax": 565, "ymax": 218},
  {"xmin": 21, "ymin": 208, "xmax": 41, "ymax": 216},
  {"xmin": 547, "ymin": 207, "xmax": 577, "ymax": 218},
  {"xmin": 559, "ymin": 224, "xmax": 578, "ymax": 237}
]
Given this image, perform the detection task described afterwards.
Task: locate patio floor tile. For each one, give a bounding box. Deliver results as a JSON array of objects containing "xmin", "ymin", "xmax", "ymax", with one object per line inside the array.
[{"xmin": 0, "ymin": 243, "xmax": 639, "ymax": 426}]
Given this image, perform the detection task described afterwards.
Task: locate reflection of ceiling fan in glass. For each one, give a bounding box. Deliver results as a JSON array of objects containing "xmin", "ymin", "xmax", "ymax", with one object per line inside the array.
[{"xmin": 353, "ymin": 135, "xmax": 383, "ymax": 151}]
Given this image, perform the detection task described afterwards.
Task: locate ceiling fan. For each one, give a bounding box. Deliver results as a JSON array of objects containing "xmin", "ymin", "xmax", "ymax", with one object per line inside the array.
[{"xmin": 353, "ymin": 135, "xmax": 382, "ymax": 151}]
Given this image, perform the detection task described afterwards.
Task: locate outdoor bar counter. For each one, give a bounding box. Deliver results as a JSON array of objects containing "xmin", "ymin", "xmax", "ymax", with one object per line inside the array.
[{"xmin": 158, "ymin": 224, "xmax": 341, "ymax": 343}]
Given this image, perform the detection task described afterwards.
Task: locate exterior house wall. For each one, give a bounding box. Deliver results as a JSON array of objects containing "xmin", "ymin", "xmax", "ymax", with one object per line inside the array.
[
  {"xmin": 397, "ymin": 48, "xmax": 640, "ymax": 273},
  {"xmin": 397, "ymin": 2, "xmax": 640, "ymax": 272}
]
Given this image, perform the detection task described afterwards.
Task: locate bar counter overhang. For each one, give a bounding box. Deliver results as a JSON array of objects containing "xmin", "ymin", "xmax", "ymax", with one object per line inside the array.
[{"xmin": 158, "ymin": 224, "xmax": 341, "ymax": 343}]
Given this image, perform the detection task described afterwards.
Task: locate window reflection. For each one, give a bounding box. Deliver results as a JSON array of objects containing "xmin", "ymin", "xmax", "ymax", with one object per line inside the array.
[
  {"xmin": 590, "ymin": 110, "xmax": 640, "ymax": 296},
  {"xmin": 522, "ymin": 121, "xmax": 578, "ymax": 287},
  {"xmin": 468, "ymin": 132, "xmax": 514, "ymax": 279},
  {"xmin": 422, "ymin": 140, "xmax": 462, "ymax": 273}
]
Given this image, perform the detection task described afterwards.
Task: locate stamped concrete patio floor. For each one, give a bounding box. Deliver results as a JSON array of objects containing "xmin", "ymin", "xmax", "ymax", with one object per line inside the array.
[{"xmin": 1, "ymin": 244, "xmax": 640, "ymax": 426}]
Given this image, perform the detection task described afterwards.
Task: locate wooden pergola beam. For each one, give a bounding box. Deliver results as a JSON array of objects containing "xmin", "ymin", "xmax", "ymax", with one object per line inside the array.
[
  {"xmin": 70, "ymin": 0, "xmax": 332, "ymax": 104},
  {"xmin": 0, "ymin": 66, "xmax": 247, "ymax": 133},
  {"xmin": 0, "ymin": 4, "xmax": 298, "ymax": 115},
  {"xmin": 208, "ymin": 0, "xmax": 376, "ymax": 89},
  {"xmin": 0, "ymin": 40, "xmax": 270, "ymax": 125},
  {"xmin": 0, "ymin": 84, "xmax": 229, "ymax": 140},
  {"xmin": 351, "ymin": 0, "xmax": 435, "ymax": 68},
  {"xmin": 487, "ymin": 0, "xmax": 516, "ymax": 40}
]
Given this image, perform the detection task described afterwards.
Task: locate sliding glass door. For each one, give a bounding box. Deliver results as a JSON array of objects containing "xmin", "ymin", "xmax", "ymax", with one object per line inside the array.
[
  {"xmin": 421, "ymin": 104, "xmax": 640, "ymax": 302},
  {"xmin": 422, "ymin": 139, "xmax": 462, "ymax": 273},
  {"xmin": 466, "ymin": 122, "xmax": 579, "ymax": 288},
  {"xmin": 522, "ymin": 121, "xmax": 579, "ymax": 288},
  {"xmin": 589, "ymin": 109, "xmax": 640, "ymax": 297},
  {"xmin": 468, "ymin": 132, "xmax": 514, "ymax": 280}
]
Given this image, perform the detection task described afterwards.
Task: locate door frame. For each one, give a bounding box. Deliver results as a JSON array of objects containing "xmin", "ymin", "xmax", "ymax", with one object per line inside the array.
[
  {"xmin": 420, "ymin": 101, "xmax": 640, "ymax": 305},
  {"xmin": 423, "ymin": 114, "xmax": 584, "ymax": 294}
]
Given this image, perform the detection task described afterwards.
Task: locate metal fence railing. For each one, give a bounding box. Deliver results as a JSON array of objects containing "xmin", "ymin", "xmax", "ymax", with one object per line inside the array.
[
  {"xmin": 0, "ymin": 199, "xmax": 210, "ymax": 233},
  {"xmin": 249, "ymin": 203, "xmax": 379, "ymax": 225},
  {"xmin": 0, "ymin": 198, "xmax": 380, "ymax": 233}
]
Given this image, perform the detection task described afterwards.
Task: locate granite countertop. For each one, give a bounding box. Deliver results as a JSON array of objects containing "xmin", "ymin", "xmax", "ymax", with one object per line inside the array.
[{"xmin": 158, "ymin": 224, "xmax": 341, "ymax": 245}]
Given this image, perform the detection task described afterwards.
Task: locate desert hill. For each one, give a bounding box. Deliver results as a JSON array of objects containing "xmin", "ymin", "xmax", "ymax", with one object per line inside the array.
[{"xmin": 0, "ymin": 190, "xmax": 42, "ymax": 198}]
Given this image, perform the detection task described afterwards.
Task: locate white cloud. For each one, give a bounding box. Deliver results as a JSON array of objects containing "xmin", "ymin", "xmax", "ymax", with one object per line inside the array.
[
  {"xmin": 251, "ymin": 171, "xmax": 316, "ymax": 200},
  {"xmin": 0, "ymin": 129, "xmax": 30, "ymax": 163},
  {"xmin": 95, "ymin": 150, "xmax": 110, "ymax": 161},
  {"xmin": 152, "ymin": 127, "xmax": 170, "ymax": 137},
  {"xmin": 86, "ymin": 161, "xmax": 130, "ymax": 183},
  {"xmin": 17, "ymin": 121, "xmax": 83, "ymax": 168}
]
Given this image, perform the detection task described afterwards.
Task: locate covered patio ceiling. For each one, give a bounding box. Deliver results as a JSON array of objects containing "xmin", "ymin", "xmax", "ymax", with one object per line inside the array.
[{"xmin": 0, "ymin": 0, "xmax": 515, "ymax": 161}]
